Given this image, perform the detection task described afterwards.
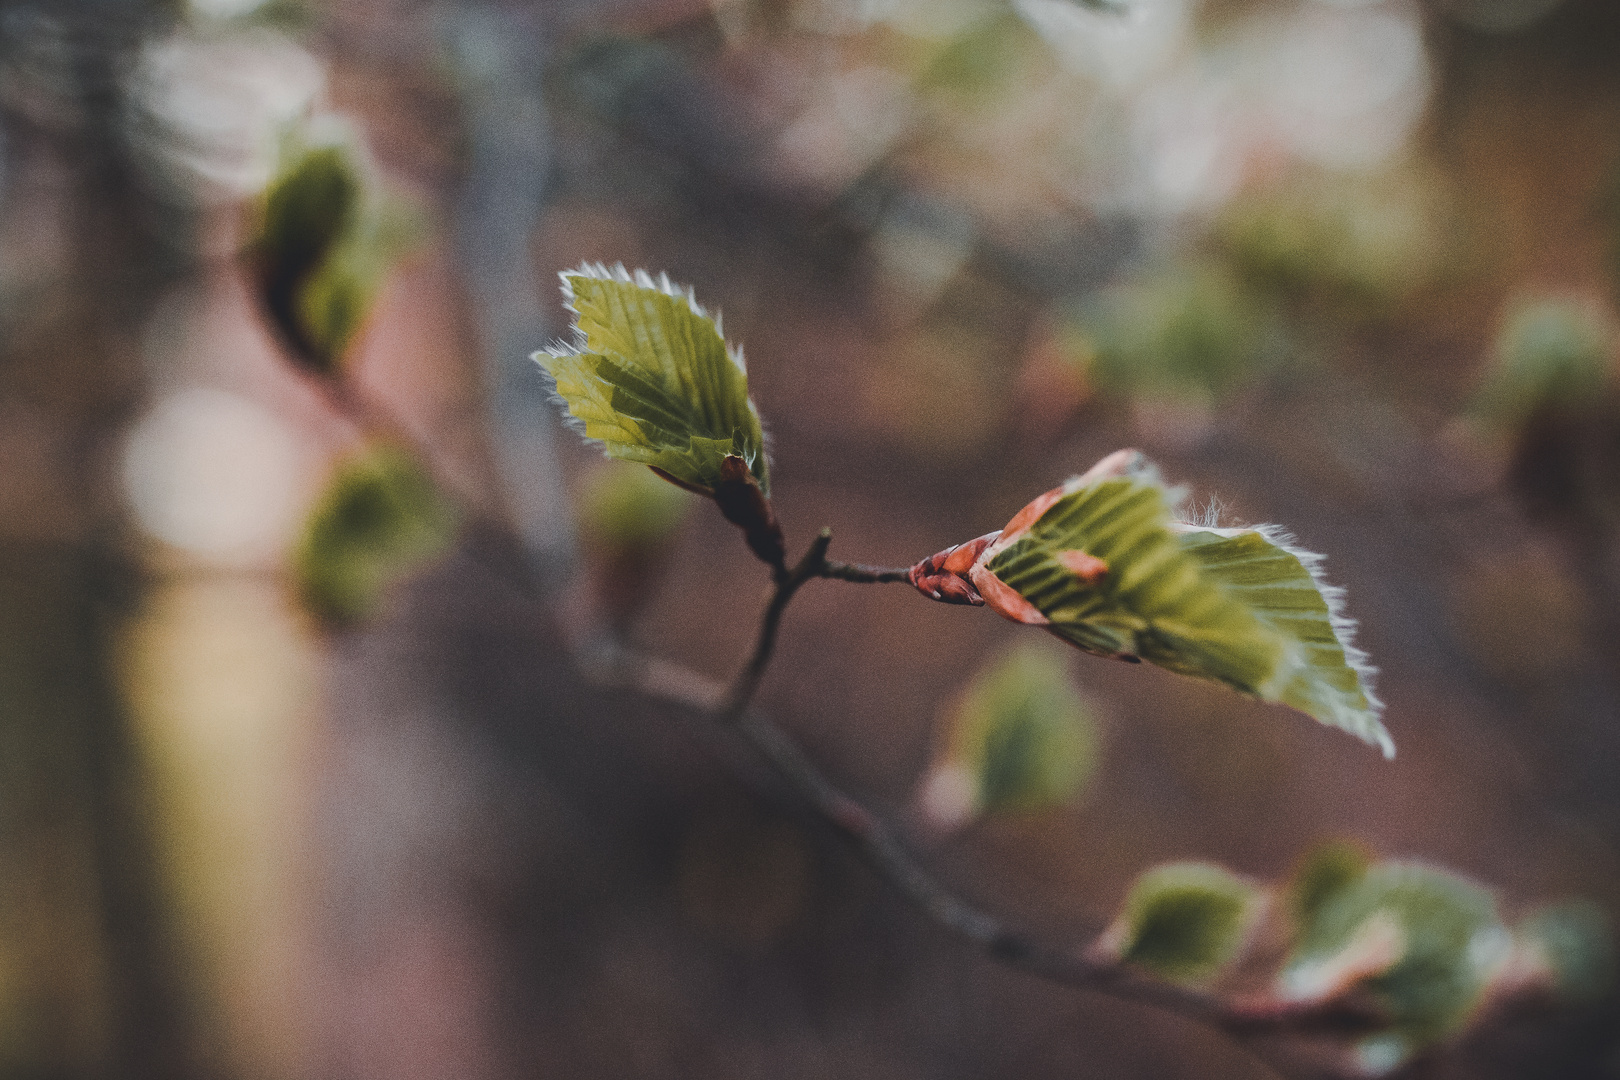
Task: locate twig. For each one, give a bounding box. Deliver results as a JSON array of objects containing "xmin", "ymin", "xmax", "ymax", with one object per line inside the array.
[
  {"xmin": 612, "ymin": 640, "xmax": 1251, "ymax": 1028},
  {"xmin": 817, "ymin": 560, "xmax": 912, "ymax": 584},
  {"xmin": 613, "ymin": 532, "xmax": 1255, "ymax": 1031},
  {"xmin": 304, "ymin": 374, "xmax": 1378, "ymax": 1051},
  {"xmin": 718, "ymin": 529, "xmax": 832, "ymax": 721}
]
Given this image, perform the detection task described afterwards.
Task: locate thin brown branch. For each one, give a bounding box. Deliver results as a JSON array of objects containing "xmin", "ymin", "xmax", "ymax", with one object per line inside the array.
[
  {"xmin": 718, "ymin": 529, "xmax": 832, "ymax": 721},
  {"xmin": 608, "ymin": 528, "xmax": 1242, "ymax": 1028},
  {"xmin": 613, "ymin": 640, "xmax": 1233, "ymax": 1024},
  {"xmin": 817, "ymin": 560, "xmax": 913, "ymax": 584}
]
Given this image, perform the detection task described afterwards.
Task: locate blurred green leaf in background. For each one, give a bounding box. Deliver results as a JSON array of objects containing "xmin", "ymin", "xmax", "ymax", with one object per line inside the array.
[
  {"xmin": 1279, "ymin": 863, "xmax": 1508, "ymax": 1070},
  {"xmin": 1285, "ymin": 838, "xmax": 1374, "ymax": 933},
  {"xmin": 293, "ymin": 445, "xmax": 458, "ymax": 625},
  {"xmin": 916, "ymin": 643, "xmax": 1096, "ymax": 830},
  {"xmin": 1100, "ymin": 861, "xmax": 1264, "ymax": 987},
  {"xmin": 247, "ymin": 129, "xmax": 418, "ymax": 375},
  {"xmin": 1470, "ymin": 295, "xmax": 1616, "ymax": 432}
]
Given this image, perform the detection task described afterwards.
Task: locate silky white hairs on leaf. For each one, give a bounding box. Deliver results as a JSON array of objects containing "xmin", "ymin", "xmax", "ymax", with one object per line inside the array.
[
  {"xmin": 535, "ymin": 262, "xmax": 772, "ymax": 470},
  {"xmin": 549, "ymin": 262, "xmax": 750, "ymax": 375}
]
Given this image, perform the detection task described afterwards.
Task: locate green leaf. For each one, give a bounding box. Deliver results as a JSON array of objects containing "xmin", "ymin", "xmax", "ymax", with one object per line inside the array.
[
  {"xmin": 919, "ymin": 11, "xmax": 1042, "ymax": 97},
  {"xmin": 977, "ymin": 453, "xmax": 1391, "ymax": 756},
  {"xmin": 1285, "ymin": 838, "xmax": 1373, "ymax": 931},
  {"xmin": 1065, "ymin": 263, "xmax": 1281, "ymax": 404},
  {"xmin": 1176, "ymin": 525, "xmax": 1391, "ymax": 756},
  {"xmin": 1279, "ymin": 863, "xmax": 1508, "ymax": 1049},
  {"xmin": 294, "ymin": 445, "xmax": 458, "ymax": 624},
  {"xmin": 1470, "ymin": 296, "xmax": 1614, "ymax": 430},
  {"xmin": 250, "ymin": 134, "xmax": 415, "ymax": 374},
  {"xmin": 918, "ymin": 644, "xmax": 1096, "ymax": 828},
  {"xmin": 537, "ymin": 265, "xmax": 769, "ymax": 496},
  {"xmin": 1106, "ymin": 862, "xmax": 1263, "ymax": 986},
  {"xmin": 985, "ymin": 459, "xmax": 1287, "ymax": 689},
  {"xmin": 1516, "ymin": 899, "xmax": 1614, "ymax": 1004}
]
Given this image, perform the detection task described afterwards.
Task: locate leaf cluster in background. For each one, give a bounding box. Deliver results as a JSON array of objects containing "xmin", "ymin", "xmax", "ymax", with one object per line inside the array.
[
  {"xmin": 294, "ymin": 444, "xmax": 458, "ymax": 625},
  {"xmin": 916, "ymin": 644, "xmax": 1096, "ymax": 830},
  {"xmin": 247, "ymin": 131, "xmax": 415, "ymax": 375},
  {"xmin": 1277, "ymin": 846, "xmax": 1613, "ymax": 1074},
  {"xmin": 538, "ymin": 266, "xmax": 770, "ymax": 496},
  {"xmin": 1098, "ymin": 841, "xmax": 1614, "ymax": 1074}
]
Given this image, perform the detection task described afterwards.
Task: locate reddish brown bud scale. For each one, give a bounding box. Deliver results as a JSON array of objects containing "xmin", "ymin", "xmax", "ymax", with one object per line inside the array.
[
  {"xmin": 1056, "ymin": 549, "xmax": 1109, "ymax": 584},
  {"xmin": 909, "ymin": 533, "xmax": 996, "ymax": 605},
  {"xmin": 970, "ymin": 565, "xmax": 1049, "ymax": 625},
  {"xmin": 908, "ymin": 490, "xmax": 1111, "ymax": 627}
]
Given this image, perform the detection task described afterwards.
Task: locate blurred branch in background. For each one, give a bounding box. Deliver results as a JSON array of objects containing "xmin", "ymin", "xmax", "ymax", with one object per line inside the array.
[{"xmin": 0, "ymin": 1, "xmax": 199, "ymax": 1077}]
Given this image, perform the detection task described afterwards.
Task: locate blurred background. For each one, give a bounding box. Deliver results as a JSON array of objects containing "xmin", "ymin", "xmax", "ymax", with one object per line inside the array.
[{"xmin": 2, "ymin": 0, "xmax": 1619, "ymax": 1076}]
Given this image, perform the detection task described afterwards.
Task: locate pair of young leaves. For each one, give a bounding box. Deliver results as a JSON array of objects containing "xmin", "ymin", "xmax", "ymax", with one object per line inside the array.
[{"xmin": 539, "ymin": 265, "xmax": 1391, "ymax": 758}]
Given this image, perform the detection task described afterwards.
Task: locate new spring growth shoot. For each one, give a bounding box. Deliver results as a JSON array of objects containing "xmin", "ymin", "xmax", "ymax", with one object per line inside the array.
[
  {"xmin": 536, "ymin": 264, "xmax": 783, "ymax": 570},
  {"xmin": 909, "ymin": 450, "xmax": 1391, "ymax": 756},
  {"xmin": 538, "ymin": 267, "xmax": 1390, "ymax": 754},
  {"xmin": 525, "ymin": 266, "xmax": 1619, "ymax": 1078}
]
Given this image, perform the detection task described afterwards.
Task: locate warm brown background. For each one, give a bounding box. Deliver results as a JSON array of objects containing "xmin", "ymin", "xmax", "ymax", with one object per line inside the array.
[{"xmin": 1, "ymin": 0, "xmax": 1617, "ymax": 1077}]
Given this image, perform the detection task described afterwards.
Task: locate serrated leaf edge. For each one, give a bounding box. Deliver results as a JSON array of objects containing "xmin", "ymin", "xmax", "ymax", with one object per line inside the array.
[
  {"xmin": 1169, "ymin": 520, "xmax": 1391, "ymax": 758},
  {"xmin": 533, "ymin": 262, "xmax": 770, "ymax": 486}
]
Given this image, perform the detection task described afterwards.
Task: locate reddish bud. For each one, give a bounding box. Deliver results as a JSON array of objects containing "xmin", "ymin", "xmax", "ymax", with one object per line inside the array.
[
  {"xmin": 909, "ymin": 533, "xmax": 996, "ymax": 605},
  {"xmin": 711, "ymin": 455, "xmax": 786, "ymax": 571}
]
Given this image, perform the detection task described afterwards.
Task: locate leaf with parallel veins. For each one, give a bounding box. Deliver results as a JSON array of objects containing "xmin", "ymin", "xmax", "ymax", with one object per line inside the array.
[
  {"xmin": 907, "ymin": 450, "xmax": 1392, "ymax": 755},
  {"xmin": 537, "ymin": 265, "xmax": 770, "ymax": 497}
]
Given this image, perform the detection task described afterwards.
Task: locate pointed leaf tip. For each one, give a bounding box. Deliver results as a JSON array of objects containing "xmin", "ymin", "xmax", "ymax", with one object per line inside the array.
[{"xmin": 538, "ymin": 266, "xmax": 770, "ymax": 496}]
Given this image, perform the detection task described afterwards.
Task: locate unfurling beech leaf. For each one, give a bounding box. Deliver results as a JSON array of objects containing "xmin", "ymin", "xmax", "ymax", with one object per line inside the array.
[
  {"xmin": 908, "ymin": 449, "xmax": 1391, "ymax": 755},
  {"xmin": 537, "ymin": 264, "xmax": 769, "ymax": 496},
  {"xmin": 295, "ymin": 445, "xmax": 458, "ymax": 624},
  {"xmin": 916, "ymin": 645, "xmax": 1096, "ymax": 830},
  {"xmin": 1285, "ymin": 838, "xmax": 1373, "ymax": 931},
  {"xmin": 1100, "ymin": 862, "xmax": 1263, "ymax": 986},
  {"xmin": 1279, "ymin": 863, "xmax": 1508, "ymax": 1066},
  {"xmin": 249, "ymin": 134, "xmax": 415, "ymax": 375},
  {"xmin": 1514, "ymin": 899, "xmax": 1614, "ymax": 1004}
]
